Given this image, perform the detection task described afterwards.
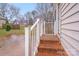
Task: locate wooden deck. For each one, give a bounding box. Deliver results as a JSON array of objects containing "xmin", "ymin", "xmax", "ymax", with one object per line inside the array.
[{"xmin": 36, "ymin": 35, "xmax": 68, "ymax": 56}]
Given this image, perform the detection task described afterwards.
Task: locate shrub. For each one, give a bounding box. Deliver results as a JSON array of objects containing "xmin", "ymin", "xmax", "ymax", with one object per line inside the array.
[
  {"xmin": 4, "ymin": 20, "xmax": 11, "ymax": 31},
  {"xmin": 5, "ymin": 24, "xmax": 11, "ymax": 31}
]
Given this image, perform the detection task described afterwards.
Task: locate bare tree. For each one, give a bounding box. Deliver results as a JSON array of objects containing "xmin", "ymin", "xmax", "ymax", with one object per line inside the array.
[
  {"xmin": 24, "ymin": 12, "xmax": 33, "ymax": 25},
  {"xmin": 36, "ymin": 3, "xmax": 55, "ymax": 34},
  {"xmin": 0, "ymin": 3, "xmax": 8, "ymax": 18},
  {"xmin": 36, "ymin": 3, "xmax": 54, "ymax": 22},
  {"xmin": 31, "ymin": 10, "xmax": 38, "ymax": 22},
  {"xmin": 8, "ymin": 5, "xmax": 20, "ymax": 21},
  {"xmin": 0, "ymin": 3, "xmax": 20, "ymax": 22},
  {"xmin": 31, "ymin": 10, "xmax": 38, "ymax": 18}
]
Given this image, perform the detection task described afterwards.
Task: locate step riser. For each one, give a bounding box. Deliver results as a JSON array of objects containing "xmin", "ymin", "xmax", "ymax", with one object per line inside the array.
[
  {"xmin": 36, "ymin": 53, "xmax": 61, "ymax": 56},
  {"xmin": 37, "ymin": 50, "xmax": 67, "ymax": 56},
  {"xmin": 38, "ymin": 49, "xmax": 57, "ymax": 53},
  {"xmin": 40, "ymin": 40, "xmax": 59, "ymax": 44},
  {"xmin": 38, "ymin": 48, "xmax": 64, "ymax": 52},
  {"xmin": 40, "ymin": 42, "xmax": 60, "ymax": 45}
]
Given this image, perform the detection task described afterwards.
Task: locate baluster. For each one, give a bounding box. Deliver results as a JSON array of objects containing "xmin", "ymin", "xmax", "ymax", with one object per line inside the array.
[
  {"xmin": 25, "ymin": 27, "xmax": 30, "ymax": 56},
  {"xmin": 44, "ymin": 21, "xmax": 45, "ymax": 34}
]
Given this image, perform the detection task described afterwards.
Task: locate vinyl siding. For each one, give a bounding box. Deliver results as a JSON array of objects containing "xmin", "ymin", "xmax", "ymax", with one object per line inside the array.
[{"xmin": 58, "ymin": 3, "xmax": 79, "ymax": 56}]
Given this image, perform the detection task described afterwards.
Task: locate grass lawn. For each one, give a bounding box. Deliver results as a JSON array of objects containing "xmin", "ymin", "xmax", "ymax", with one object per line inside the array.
[{"xmin": 0, "ymin": 29, "xmax": 24, "ymax": 37}]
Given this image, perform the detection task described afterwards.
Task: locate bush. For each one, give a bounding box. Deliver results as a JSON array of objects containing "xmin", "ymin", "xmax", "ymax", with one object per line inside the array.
[
  {"xmin": 5, "ymin": 24, "xmax": 11, "ymax": 31},
  {"xmin": 4, "ymin": 20, "xmax": 11, "ymax": 31}
]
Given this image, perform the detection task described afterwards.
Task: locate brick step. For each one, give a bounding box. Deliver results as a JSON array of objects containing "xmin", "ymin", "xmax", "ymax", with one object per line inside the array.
[
  {"xmin": 38, "ymin": 42, "xmax": 64, "ymax": 50},
  {"xmin": 57, "ymin": 50, "xmax": 68, "ymax": 56},
  {"xmin": 40, "ymin": 39, "xmax": 60, "ymax": 44},
  {"xmin": 40, "ymin": 36, "xmax": 59, "ymax": 41},
  {"xmin": 37, "ymin": 48, "xmax": 67, "ymax": 56},
  {"xmin": 38, "ymin": 48, "xmax": 58, "ymax": 53},
  {"xmin": 36, "ymin": 51, "xmax": 67, "ymax": 56},
  {"xmin": 40, "ymin": 35, "xmax": 59, "ymax": 40},
  {"xmin": 38, "ymin": 49, "xmax": 66, "ymax": 55},
  {"xmin": 36, "ymin": 52, "xmax": 62, "ymax": 56}
]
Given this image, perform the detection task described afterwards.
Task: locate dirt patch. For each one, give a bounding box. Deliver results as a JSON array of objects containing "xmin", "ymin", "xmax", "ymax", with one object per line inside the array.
[{"xmin": 0, "ymin": 35, "xmax": 25, "ymax": 56}]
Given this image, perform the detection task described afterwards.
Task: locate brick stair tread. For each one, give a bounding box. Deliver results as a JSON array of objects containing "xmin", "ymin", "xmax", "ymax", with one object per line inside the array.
[
  {"xmin": 36, "ymin": 52, "xmax": 61, "ymax": 56},
  {"xmin": 38, "ymin": 43, "xmax": 64, "ymax": 50},
  {"xmin": 38, "ymin": 48, "xmax": 66, "ymax": 54},
  {"xmin": 40, "ymin": 39, "xmax": 59, "ymax": 42},
  {"xmin": 57, "ymin": 51, "xmax": 68, "ymax": 56},
  {"xmin": 40, "ymin": 35, "xmax": 59, "ymax": 40},
  {"xmin": 36, "ymin": 51, "xmax": 67, "ymax": 56},
  {"xmin": 40, "ymin": 39, "xmax": 60, "ymax": 44},
  {"xmin": 40, "ymin": 41, "xmax": 60, "ymax": 45}
]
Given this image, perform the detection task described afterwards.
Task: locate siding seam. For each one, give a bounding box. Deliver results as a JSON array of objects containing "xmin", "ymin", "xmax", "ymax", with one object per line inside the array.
[
  {"xmin": 60, "ymin": 3, "xmax": 66, "ymax": 11},
  {"xmin": 61, "ymin": 10, "xmax": 79, "ymax": 21},
  {"xmin": 61, "ymin": 37, "xmax": 74, "ymax": 56},
  {"xmin": 61, "ymin": 37, "xmax": 76, "ymax": 56},
  {"xmin": 61, "ymin": 3, "xmax": 77, "ymax": 17},
  {"xmin": 61, "ymin": 21, "xmax": 79, "ymax": 25},
  {"xmin": 61, "ymin": 3, "xmax": 70, "ymax": 15},
  {"xmin": 61, "ymin": 28, "xmax": 79, "ymax": 32},
  {"xmin": 61, "ymin": 32, "xmax": 79, "ymax": 43},
  {"xmin": 61, "ymin": 36, "xmax": 79, "ymax": 53}
]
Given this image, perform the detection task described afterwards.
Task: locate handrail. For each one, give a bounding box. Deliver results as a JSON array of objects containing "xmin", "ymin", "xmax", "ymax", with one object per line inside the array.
[
  {"xmin": 29, "ymin": 18, "xmax": 43, "ymax": 56},
  {"xmin": 31, "ymin": 18, "xmax": 40, "ymax": 31},
  {"xmin": 25, "ymin": 18, "xmax": 54, "ymax": 56}
]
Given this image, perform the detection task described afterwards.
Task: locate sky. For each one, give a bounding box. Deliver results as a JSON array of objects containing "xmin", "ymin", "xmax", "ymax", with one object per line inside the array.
[{"xmin": 11, "ymin": 3, "xmax": 37, "ymax": 15}]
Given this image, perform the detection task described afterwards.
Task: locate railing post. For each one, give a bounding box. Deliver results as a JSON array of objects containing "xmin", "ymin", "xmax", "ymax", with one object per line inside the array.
[
  {"xmin": 44, "ymin": 20, "xmax": 45, "ymax": 34},
  {"xmin": 25, "ymin": 27, "xmax": 30, "ymax": 56},
  {"xmin": 35, "ymin": 20, "xmax": 40, "ymax": 54},
  {"xmin": 40, "ymin": 20, "xmax": 43, "ymax": 36}
]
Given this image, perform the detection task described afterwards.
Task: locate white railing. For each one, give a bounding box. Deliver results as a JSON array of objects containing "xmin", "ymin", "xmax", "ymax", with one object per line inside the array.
[{"xmin": 25, "ymin": 18, "xmax": 45, "ymax": 56}]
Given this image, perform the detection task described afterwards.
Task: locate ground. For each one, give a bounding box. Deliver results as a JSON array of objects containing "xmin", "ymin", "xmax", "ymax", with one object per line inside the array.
[
  {"xmin": 0, "ymin": 29, "xmax": 24, "ymax": 37},
  {"xmin": 0, "ymin": 28, "xmax": 25, "ymax": 56},
  {"xmin": 0, "ymin": 35, "xmax": 25, "ymax": 56}
]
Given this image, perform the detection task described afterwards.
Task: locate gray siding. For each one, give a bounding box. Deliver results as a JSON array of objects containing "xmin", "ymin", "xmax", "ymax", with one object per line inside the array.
[{"xmin": 59, "ymin": 3, "xmax": 79, "ymax": 56}]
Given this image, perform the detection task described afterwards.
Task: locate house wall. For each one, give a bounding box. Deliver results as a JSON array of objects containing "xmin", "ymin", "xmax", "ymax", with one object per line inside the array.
[
  {"xmin": 58, "ymin": 3, "xmax": 79, "ymax": 56},
  {"xmin": 0, "ymin": 20, "xmax": 5, "ymax": 28}
]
